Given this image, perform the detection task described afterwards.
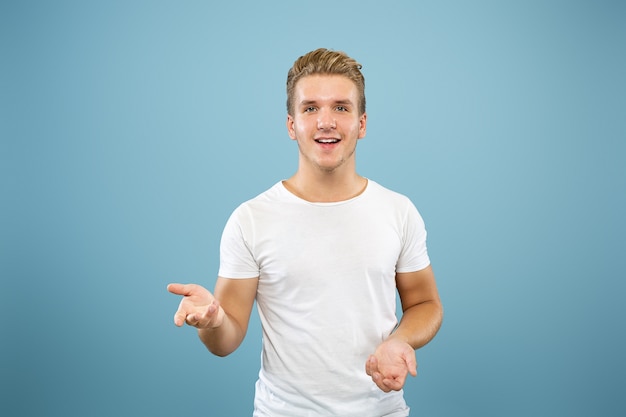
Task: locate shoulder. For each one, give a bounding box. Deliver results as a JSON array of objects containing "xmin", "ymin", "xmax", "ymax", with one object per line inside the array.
[
  {"xmin": 365, "ymin": 180, "xmax": 414, "ymax": 206},
  {"xmin": 364, "ymin": 180, "xmax": 426, "ymax": 227},
  {"xmin": 232, "ymin": 182, "xmax": 284, "ymax": 210},
  {"xmin": 227, "ymin": 181, "xmax": 295, "ymax": 225}
]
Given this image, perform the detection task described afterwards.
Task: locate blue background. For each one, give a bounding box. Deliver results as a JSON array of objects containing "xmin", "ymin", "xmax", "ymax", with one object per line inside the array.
[{"xmin": 2, "ymin": 1, "xmax": 625, "ymax": 416}]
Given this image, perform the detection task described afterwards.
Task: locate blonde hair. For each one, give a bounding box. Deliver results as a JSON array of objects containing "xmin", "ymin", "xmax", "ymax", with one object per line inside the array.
[{"xmin": 286, "ymin": 48, "xmax": 366, "ymax": 116}]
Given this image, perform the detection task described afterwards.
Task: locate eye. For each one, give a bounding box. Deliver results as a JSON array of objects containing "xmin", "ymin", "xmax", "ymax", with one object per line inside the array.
[
  {"xmin": 336, "ymin": 105, "xmax": 348, "ymax": 112},
  {"xmin": 304, "ymin": 106, "xmax": 317, "ymax": 113}
]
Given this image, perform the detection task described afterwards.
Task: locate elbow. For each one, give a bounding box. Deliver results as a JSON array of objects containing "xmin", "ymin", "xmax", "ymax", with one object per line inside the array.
[
  {"xmin": 198, "ymin": 329, "xmax": 242, "ymax": 357},
  {"xmin": 210, "ymin": 348, "xmax": 234, "ymax": 358}
]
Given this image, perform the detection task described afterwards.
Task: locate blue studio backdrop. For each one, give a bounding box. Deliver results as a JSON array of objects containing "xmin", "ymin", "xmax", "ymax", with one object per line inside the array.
[{"xmin": 2, "ymin": 1, "xmax": 625, "ymax": 416}]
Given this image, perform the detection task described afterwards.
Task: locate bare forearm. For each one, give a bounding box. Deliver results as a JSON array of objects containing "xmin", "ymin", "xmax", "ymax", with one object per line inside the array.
[
  {"xmin": 198, "ymin": 313, "xmax": 246, "ymax": 357},
  {"xmin": 389, "ymin": 300, "xmax": 443, "ymax": 350}
]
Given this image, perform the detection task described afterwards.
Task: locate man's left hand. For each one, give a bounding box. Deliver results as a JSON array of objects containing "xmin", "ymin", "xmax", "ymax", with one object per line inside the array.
[{"xmin": 365, "ymin": 338, "xmax": 417, "ymax": 392}]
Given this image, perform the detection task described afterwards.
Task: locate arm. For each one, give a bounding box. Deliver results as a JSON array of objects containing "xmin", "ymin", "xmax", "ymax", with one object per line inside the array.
[
  {"xmin": 391, "ymin": 265, "xmax": 443, "ymax": 349},
  {"xmin": 366, "ymin": 265, "xmax": 443, "ymax": 391},
  {"xmin": 199, "ymin": 277, "xmax": 258, "ymax": 356},
  {"xmin": 167, "ymin": 276, "xmax": 258, "ymax": 357}
]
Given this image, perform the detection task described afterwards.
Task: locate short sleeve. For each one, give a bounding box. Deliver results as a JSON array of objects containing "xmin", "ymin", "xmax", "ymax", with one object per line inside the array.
[
  {"xmin": 218, "ymin": 205, "xmax": 260, "ymax": 279},
  {"xmin": 396, "ymin": 200, "xmax": 430, "ymax": 273}
]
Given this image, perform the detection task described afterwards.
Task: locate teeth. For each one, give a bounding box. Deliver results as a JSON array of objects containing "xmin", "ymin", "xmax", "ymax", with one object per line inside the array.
[{"xmin": 317, "ymin": 139, "xmax": 338, "ymax": 143}]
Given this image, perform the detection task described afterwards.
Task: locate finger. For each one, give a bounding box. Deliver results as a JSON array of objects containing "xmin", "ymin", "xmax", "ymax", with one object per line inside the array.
[
  {"xmin": 366, "ymin": 357, "xmax": 392, "ymax": 392},
  {"xmin": 173, "ymin": 302, "xmax": 191, "ymax": 326},
  {"xmin": 167, "ymin": 283, "xmax": 196, "ymax": 296},
  {"xmin": 365, "ymin": 355, "xmax": 377, "ymax": 376},
  {"xmin": 373, "ymin": 373, "xmax": 391, "ymax": 393},
  {"xmin": 404, "ymin": 351, "xmax": 418, "ymax": 377},
  {"xmin": 173, "ymin": 309, "xmax": 187, "ymax": 327},
  {"xmin": 382, "ymin": 375, "xmax": 405, "ymax": 391},
  {"xmin": 207, "ymin": 299, "xmax": 218, "ymax": 315},
  {"xmin": 185, "ymin": 313, "xmax": 198, "ymax": 326},
  {"xmin": 408, "ymin": 360, "xmax": 417, "ymax": 377},
  {"xmin": 173, "ymin": 296, "xmax": 196, "ymax": 327},
  {"xmin": 196, "ymin": 302, "xmax": 215, "ymax": 324},
  {"xmin": 196, "ymin": 300, "xmax": 223, "ymax": 329}
]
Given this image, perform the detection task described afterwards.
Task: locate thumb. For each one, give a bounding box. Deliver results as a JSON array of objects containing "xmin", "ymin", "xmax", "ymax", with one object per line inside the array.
[
  {"xmin": 167, "ymin": 283, "xmax": 195, "ymax": 296},
  {"xmin": 405, "ymin": 350, "xmax": 417, "ymax": 377}
]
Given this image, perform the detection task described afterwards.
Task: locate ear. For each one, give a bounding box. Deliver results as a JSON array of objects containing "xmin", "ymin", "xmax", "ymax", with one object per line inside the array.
[
  {"xmin": 358, "ymin": 112, "xmax": 367, "ymax": 139},
  {"xmin": 286, "ymin": 114, "xmax": 297, "ymax": 140}
]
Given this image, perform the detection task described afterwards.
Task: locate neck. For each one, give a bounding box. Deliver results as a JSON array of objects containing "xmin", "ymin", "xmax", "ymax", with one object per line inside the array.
[{"xmin": 283, "ymin": 170, "xmax": 367, "ymax": 203}]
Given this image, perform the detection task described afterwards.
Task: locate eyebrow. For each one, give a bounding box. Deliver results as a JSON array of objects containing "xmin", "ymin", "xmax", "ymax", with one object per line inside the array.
[{"xmin": 299, "ymin": 99, "xmax": 354, "ymax": 107}]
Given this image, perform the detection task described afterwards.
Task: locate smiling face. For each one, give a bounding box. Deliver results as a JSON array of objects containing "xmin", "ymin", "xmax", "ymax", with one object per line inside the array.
[{"xmin": 287, "ymin": 74, "xmax": 367, "ymax": 175}]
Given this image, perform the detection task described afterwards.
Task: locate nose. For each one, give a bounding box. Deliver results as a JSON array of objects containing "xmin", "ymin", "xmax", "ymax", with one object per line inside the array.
[{"xmin": 317, "ymin": 109, "xmax": 336, "ymax": 130}]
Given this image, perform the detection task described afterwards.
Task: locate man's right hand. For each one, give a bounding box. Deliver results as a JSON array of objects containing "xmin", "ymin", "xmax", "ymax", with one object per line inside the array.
[{"xmin": 167, "ymin": 283, "xmax": 225, "ymax": 329}]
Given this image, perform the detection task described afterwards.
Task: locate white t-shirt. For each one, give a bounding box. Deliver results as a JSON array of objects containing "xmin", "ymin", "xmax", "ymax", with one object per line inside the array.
[{"xmin": 219, "ymin": 180, "xmax": 430, "ymax": 417}]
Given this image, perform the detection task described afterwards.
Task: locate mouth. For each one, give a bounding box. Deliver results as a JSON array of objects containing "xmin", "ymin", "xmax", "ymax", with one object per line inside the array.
[{"xmin": 315, "ymin": 138, "xmax": 341, "ymax": 144}]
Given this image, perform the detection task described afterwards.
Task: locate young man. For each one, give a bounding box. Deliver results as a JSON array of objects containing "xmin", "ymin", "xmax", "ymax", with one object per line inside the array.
[{"xmin": 168, "ymin": 48, "xmax": 443, "ymax": 416}]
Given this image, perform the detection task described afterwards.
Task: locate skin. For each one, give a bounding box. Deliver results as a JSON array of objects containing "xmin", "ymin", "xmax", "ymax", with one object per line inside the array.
[
  {"xmin": 168, "ymin": 74, "xmax": 443, "ymax": 392},
  {"xmin": 284, "ymin": 74, "xmax": 367, "ymax": 202}
]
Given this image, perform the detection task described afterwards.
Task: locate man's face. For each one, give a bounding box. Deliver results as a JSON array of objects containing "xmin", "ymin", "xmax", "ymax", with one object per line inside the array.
[{"xmin": 287, "ymin": 74, "xmax": 367, "ymax": 174}]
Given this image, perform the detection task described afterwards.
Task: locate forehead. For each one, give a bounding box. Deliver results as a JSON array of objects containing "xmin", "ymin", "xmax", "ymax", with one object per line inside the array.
[{"xmin": 294, "ymin": 74, "xmax": 359, "ymax": 103}]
